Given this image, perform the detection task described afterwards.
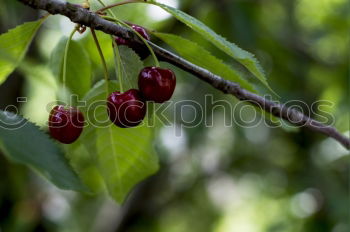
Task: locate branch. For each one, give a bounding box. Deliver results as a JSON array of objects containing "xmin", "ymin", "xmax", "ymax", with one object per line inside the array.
[{"xmin": 17, "ymin": 0, "xmax": 350, "ymax": 149}]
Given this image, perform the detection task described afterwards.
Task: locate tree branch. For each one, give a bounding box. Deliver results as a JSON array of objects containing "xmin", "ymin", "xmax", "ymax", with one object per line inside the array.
[{"xmin": 17, "ymin": 0, "xmax": 350, "ymax": 149}]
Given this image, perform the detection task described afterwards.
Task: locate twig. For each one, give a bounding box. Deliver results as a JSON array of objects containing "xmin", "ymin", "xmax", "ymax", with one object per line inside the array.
[{"xmin": 17, "ymin": 0, "xmax": 350, "ymax": 149}]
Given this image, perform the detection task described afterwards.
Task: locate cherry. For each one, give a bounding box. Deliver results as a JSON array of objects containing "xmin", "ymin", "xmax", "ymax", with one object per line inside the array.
[
  {"xmin": 114, "ymin": 23, "xmax": 150, "ymax": 60},
  {"xmin": 114, "ymin": 23, "xmax": 150, "ymax": 45},
  {"xmin": 107, "ymin": 89, "xmax": 146, "ymax": 128},
  {"xmin": 129, "ymin": 23, "xmax": 150, "ymax": 41},
  {"xmin": 48, "ymin": 105, "xmax": 85, "ymax": 144},
  {"xmin": 115, "ymin": 37, "xmax": 129, "ymax": 46},
  {"xmin": 138, "ymin": 67, "xmax": 176, "ymax": 103}
]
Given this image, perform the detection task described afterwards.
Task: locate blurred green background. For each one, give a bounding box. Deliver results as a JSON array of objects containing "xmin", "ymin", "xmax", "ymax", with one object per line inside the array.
[{"xmin": 0, "ymin": 0, "xmax": 349, "ymax": 231}]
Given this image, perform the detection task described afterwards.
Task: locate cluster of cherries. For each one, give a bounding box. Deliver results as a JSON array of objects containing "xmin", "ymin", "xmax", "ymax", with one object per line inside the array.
[{"xmin": 49, "ymin": 24, "xmax": 176, "ymax": 144}]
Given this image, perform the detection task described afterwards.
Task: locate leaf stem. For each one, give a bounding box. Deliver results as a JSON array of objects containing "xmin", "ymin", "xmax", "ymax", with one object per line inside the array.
[{"xmin": 91, "ymin": 28, "xmax": 109, "ymax": 82}]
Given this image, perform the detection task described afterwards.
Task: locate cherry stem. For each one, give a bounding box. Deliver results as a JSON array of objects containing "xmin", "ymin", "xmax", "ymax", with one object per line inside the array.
[
  {"xmin": 96, "ymin": 0, "xmax": 143, "ymax": 13},
  {"xmin": 103, "ymin": 16, "xmax": 160, "ymax": 67},
  {"xmin": 97, "ymin": 0, "xmax": 125, "ymax": 92},
  {"xmin": 62, "ymin": 28, "xmax": 76, "ymax": 97},
  {"xmin": 96, "ymin": 0, "xmax": 118, "ymax": 18},
  {"xmin": 91, "ymin": 28, "xmax": 109, "ymax": 82},
  {"xmin": 97, "ymin": 0, "xmax": 124, "ymax": 92},
  {"xmin": 112, "ymin": 37, "xmax": 124, "ymax": 92},
  {"xmin": 98, "ymin": 0, "xmax": 159, "ymax": 67}
]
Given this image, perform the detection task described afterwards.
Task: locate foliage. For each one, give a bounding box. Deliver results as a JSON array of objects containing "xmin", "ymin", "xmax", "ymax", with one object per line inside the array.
[
  {"xmin": 0, "ymin": 110, "xmax": 86, "ymax": 191},
  {"xmin": 0, "ymin": 0, "xmax": 348, "ymax": 231},
  {"xmin": 0, "ymin": 18, "xmax": 45, "ymax": 84},
  {"xmin": 150, "ymin": 2, "xmax": 273, "ymax": 93},
  {"xmin": 50, "ymin": 36, "xmax": 92, "ymax": 99},
  {"xmin": 75, "ymin": 80, "xmax": 159, "ymax": 202},
  {"xmin": 153, "ymin": 32, "xmax": 256, "ymax": 92},
  {"xmin": 0, "ymin": 0, "xmax": 276, "ymax": 203}
]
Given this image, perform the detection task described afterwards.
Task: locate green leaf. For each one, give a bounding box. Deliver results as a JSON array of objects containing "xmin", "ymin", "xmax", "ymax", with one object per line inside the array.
[
  {"xmin": 0, "ymin": 110, "xmax": 87, "ymax": 191},
  {"xmin": 95, "ymin": 118, "xmax": 158, "ymax": 203},
  {"xmin": 63, "ymin": 80, "xmax": 109, "ymax": 194},
  {"xmin": 82, "ymin": 31, "xmax": 114, "ymax": 71},
  {"xmin": 0, "ymin": 18, "xmax": 46, "ymax": 85},
  {"xmin": 64, "ymin": 135, "xmax": 105, "ymax": 194},
  {"xmin": 154, "ymin": 32, "xmax": 256, "ymax": 92},
  {"xmin": 82, "ymin": 80, "xmax": 159, "ymax": 203},
  {"xmin": 119, "ymin": 46, "xmax": 144, "ymax": 90},
  {"xmin": 149, "ymin": 2, "xmax": 275, "ymax": 93},
  {"xmin": 50, "ymin": 37, "xmax": 92, "ymax": 99}
]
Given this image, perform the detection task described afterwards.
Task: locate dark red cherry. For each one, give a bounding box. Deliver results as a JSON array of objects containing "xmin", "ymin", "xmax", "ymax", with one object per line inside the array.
[
  {"xmin": 113, "ymin": 23, "xmax": 150, "ymax": 60},
  {"xmin": 114, "ymin": 37, "xmax": 130, "ymax": 46},
  {"xmin": 107, "ymin": 89, "xmax": 146, "ymax": 128},
  {"xmin": 138, "ymin": 67, "xmax": 176, "ymax": 103},
  {"xmin": 114, "ymin": 23, "xmax": 150, "ymax": 45},
  {"xmin": 129, "ymin": 23, "xmax": 150, "ymax": 40},
  {"xmin": 48, "ymin": 105, "xmax": 84, "ymax": 144}
]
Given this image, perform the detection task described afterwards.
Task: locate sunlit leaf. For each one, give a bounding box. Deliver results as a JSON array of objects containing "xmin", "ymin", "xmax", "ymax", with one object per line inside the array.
[
  {"xmin": 64, "ymin": 80, "xmax": 110, "ymax": 194},
  {"xmin": 82, "ymin": 80, "xmax": 159, "ymax": 203},
  {"xmin": 50, "ymin": 37, "xmax": 92, "ymax": 99},
  {"xmin": 64, "ymin": 135, "xmax": 105, "ymax": 194},
  {"xmin": 82, "ymin": 31, "xmax": 114, "ymax": 71},
  {"xmin": 0, "ymin": 18, "xmax": 46, "ymax": 85},
  {"xmin": 0, "ymin": 110, "xmax": 87, "ymax": 191}
]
